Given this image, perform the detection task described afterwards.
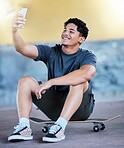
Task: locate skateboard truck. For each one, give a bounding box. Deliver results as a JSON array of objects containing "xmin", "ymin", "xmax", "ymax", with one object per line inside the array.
[
  {"xmin": 93, "ymin": 122, "xmax": 105, "ymax": 132},
  {"xmin": 42, "ymin": 123, "xmax": 53, "ymax": 133}
]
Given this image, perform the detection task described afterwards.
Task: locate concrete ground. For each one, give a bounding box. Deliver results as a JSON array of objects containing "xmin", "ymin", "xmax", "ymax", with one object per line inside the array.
[{"xmin": 0, "ymin": 101, "xmax": 124, "ymax": 148}]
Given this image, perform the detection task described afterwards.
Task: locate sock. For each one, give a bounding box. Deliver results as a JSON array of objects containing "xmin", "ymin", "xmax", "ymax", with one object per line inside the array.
[
  {"xmin": 19, "ymin": 118, "xmax": 30, "ymax": 128},
  {"xmin": 55, "ymin": 117, "xmax": 68, "ymax": 130}
]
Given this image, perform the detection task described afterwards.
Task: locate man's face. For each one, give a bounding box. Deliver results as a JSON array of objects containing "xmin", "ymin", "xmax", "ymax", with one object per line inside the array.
[{"xmin": 61, "ymin": 23, "xmax": 84, "ymax": 46}]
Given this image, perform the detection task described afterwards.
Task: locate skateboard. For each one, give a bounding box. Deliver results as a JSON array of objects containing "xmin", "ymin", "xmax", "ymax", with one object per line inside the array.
[{"xmin": 30, "ymin": 115, "xmax": 120, "ymax": 132}]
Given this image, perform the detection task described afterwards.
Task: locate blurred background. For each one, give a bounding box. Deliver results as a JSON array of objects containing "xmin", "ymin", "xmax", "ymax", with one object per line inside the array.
[{"xmin": 0, "ymin": 0, "xmax": 124, "ymax": 109}]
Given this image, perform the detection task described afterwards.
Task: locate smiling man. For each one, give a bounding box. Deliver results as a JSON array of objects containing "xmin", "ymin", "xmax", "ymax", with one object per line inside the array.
[{"xmin": 8, "ymin": 16, "xmax": 96, "ymax": 143}]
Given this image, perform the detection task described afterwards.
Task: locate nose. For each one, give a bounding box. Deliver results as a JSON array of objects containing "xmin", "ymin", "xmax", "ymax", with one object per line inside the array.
[
  {"xmin": 62, "ymin": 29, "xmax": 70, "ymax": 37},
  {"xmin": 65, "ymin": 29, "xmax": 70, "ymax": 34}
]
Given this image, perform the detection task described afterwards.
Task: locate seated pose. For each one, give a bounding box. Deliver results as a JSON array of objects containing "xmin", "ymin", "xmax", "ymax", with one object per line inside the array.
[{"xmin": 8, "ymin": 12, "xmax": 96, "ymax": 143}]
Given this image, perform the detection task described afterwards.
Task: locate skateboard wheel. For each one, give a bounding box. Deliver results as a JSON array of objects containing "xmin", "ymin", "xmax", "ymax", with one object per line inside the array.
[
  {"xmin": 42, "ymin": 126, "xmax": 48, "ymax": 133},
  {"xmin": 100, "ymin": 123, "xmax": 105, "ymax": 130},
  {"xmin": 93, "ymin": 125, "xmax": 100, "ymax": 132}
]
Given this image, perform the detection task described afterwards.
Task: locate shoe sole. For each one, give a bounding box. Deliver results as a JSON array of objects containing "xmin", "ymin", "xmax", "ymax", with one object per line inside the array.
[
  {"xmin": 8, "ymin": 135, "xmax": 33, "ymax": 142},
  {"xmin": 42, "ymin": 135, "xmax": 65, "ymax": 143}
]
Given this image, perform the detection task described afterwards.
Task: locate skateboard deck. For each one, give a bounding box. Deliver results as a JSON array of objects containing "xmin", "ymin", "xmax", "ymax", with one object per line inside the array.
[{"xmin": 30, "ymin": 115, "xmax": 120, "ymax": 132}]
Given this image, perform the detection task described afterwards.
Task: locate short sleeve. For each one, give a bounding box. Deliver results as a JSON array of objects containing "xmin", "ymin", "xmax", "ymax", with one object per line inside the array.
[
  {"xmin": 80, "ymin": 50, "xmax": 97, "ymax": 68},
  {"xmin": 34, "ymin": 44, "xmax": 51, "ymax": 63}
]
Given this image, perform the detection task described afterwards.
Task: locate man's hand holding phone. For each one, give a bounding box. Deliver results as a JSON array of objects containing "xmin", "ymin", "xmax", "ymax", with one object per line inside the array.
[{"xmin": 12, "ymin": 8, "xmax": 27, "ymax": 32}]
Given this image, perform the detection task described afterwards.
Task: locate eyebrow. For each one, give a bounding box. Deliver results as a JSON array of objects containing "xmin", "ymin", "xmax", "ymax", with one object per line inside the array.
[{"xmin": 64, "ymin": 27, "xmax": 77, "ymax": 31}]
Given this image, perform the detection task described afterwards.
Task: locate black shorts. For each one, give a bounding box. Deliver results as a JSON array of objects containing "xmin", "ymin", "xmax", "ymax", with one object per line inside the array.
[{"xmin": 32, "ymin": 83, "xmax": 95, "ymax": 121}]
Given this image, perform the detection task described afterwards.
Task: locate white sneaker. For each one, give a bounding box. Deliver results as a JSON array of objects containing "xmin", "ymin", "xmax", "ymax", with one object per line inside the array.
[
  {"xmin": 8, "ymin": 124, "xmax": 33, "ymax": 142},
  {"xmin": 42, "ymin": 124, "xmax": 65, "ymax": 143}
]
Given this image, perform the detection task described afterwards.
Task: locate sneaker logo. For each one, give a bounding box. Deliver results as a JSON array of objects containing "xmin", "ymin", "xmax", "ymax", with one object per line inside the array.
[{"xmin": 20, "ymin": 128, "xmax": 32, "ymax": 136}]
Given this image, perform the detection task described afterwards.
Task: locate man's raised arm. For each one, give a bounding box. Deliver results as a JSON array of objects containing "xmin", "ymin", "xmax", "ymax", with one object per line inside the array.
[{"xmin": 12, "ymin": 12, "xmax": 38, "ymax": 59}]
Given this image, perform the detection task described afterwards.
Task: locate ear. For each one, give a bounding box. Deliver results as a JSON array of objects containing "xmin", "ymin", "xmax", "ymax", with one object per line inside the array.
[{"xmin": 79, "ymin": 36, "xmax": 85, "ymax": 44}]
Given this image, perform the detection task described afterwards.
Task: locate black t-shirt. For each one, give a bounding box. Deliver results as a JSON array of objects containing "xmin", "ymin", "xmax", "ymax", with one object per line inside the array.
[{"xmin": 34, "ymin": 44, "xmax": 96, "ymax": 92}]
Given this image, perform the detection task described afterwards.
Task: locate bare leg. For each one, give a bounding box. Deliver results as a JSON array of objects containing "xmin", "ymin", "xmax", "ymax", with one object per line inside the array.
[
  {"xmin": 8, "ymin": 76, "xmax": 39, "ymax": 142},
  {"xmin": 60, "ymin": 81, "xmax": 89, "ymax": 121},
  {"xmin": 16, "ymin": 76, "xmax": 39, "ymax": 119},
  {"xmin": 42, "ymin": 82, "xmax": 89, "ymax": 142}
]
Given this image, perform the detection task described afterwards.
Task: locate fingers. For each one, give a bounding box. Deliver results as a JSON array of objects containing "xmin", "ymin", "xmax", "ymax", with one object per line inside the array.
[
  {"xmin": 35, "ymin": 90, "xmax": 41, "ymax": 99},
  {"xmin": 35, "ymin": 81, "xmax": 52, "ymax": 99},
  {"xmin": 35, "ymin": 89, "xmax": 44, "ymax": 99},
  {"xmin": 12, "ymin": 13, "xmax": 26, "ymax": 32},
  {"xmin": 35, "ymin": 89, "xmax": 47, "ymax": 99}
]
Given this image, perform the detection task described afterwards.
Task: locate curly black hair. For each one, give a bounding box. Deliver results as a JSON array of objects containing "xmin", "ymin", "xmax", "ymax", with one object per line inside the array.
[{"xmin": 64, "ymin": 18, "xmax": 89, "ymax": 39}]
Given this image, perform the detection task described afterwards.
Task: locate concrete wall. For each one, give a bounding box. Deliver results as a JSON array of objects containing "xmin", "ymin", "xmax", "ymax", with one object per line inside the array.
[
  {"xmin": 0, "ymin": 39, "xmax": 124, "ymax": 107},
  {"xmin": 1, "ymin": 0, "xmax": 124, "ymax": 44}
]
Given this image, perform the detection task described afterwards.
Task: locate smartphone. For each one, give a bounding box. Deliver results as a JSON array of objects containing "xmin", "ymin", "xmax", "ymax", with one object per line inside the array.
[{"xmin": 19, "ymin": 8, "xmax": 28, "ymax": 18}]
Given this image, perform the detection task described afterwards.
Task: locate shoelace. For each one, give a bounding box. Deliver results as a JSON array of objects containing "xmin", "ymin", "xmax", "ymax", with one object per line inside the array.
[
  {"xmin": 13, "ymin": 124, "xmax": 26, "ymax": 133},
  {"xmin": 49, "ymin": 124, "xmax": 61, "ymax": 134}
]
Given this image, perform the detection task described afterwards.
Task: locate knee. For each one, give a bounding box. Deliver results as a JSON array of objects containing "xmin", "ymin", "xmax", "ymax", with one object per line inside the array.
[
  {"xmin": 70, "ymin": 81, "xmax": 89, "ymax": 93},
  {"xmin": 18, "ymin": 76, "xmax": 33, "ymax": 89}
]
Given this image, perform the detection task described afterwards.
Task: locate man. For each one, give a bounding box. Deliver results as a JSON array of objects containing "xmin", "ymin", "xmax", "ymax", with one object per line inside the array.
[{"xmin": 8, "ymin": 12, "xmax": 96, "ymax": 143}]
